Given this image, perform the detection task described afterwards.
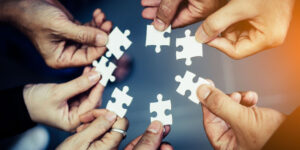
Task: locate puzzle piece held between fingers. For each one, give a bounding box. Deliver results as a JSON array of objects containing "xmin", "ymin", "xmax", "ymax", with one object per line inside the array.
[
  {"xmin": 106, "ymin": 86, "xmax": 133, "ymax": 118},
  {"xmin": 175, "ymin": 70, "xmax": 210, "ymax": 104},
  {"xmin": 150, "ymin": 94, "xmax": 172, "ymax": 125},
  {"xmin": 106, "ymin": 27, "xmax": 132, "ymax": 60},
  {"xmin": 146, "ymin": 25, "xmax": 171, "ymax": 53},
  {"xmin": 92, "ymin": 56, "xmax": 116, "ymax": 86},
  {"xmin": 176, "ymin": 30, "xmax": 203, "ymax": 66}
]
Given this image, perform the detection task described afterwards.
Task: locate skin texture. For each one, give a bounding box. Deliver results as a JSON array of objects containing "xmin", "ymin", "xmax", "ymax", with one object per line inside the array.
[
  {"xmin": 77, "ymin": 113, "xmax": 173, "ymax": 150},
  {"xmin": 23, "ymin": 67, "xmax": 104, "ymax": 132},
  {"xmin": 197, "ymin": 84, "xmax": 286, "ymax": 150},
  {"xmin": 142, "ymin": 0, "xmax": 295, "ymax": 59},
  {"xmin": 0, "ymin": 0, "xmax": 112, "ymax": 68},
  {"xmin": 56, "ymin": 109, "xmax": 129, "ymax": 150}
]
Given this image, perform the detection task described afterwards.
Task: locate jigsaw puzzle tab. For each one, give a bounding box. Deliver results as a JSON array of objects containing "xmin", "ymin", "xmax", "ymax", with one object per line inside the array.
[
  {"xmin": 146, "ymin": 25, "xmax": 171, "ymax": 53},
  {"xmin": 150, "ymin": 94, "xmax": 172, "ymax": 125},
  {"xmin": 92, "ymin": 56, "xmax": 116, "ymax": 86},
  {"xmin": 176, "ymin": 29, "xmax": 203, "ymax": 66},
  {"xmin": 106, "ymin": 86, "xmax": 133, "ymax": 118},
  {"xmin": 175, "ymin": 70, "xmax": 210, "ymax": 104},
  {"xmin": 106, "ymin": 27, "xmax": 132, "ymax": 60}
]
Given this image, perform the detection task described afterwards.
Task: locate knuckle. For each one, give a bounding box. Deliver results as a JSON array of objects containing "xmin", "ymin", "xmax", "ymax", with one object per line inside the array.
[
  {"xmin": 76, "ymin": 30, "xmax": 90, "ymax": 43},
  {"xmin": 158, "ymin": 4, "xmax": 172, "ymax": 19},
  {"xmin": 208, "ymin": 92, "xmax": 226, "ymax": 112},
  {"xmin": 203, "ymin": 19, "xmax": 221, "ymax": 36},
  {"xmin": 139, "ymin": 136, "xmax": 156, "ymax": 147},
  {"xmin": 229, "ymin": 53, "xmax": 244, "ymax": 60}
]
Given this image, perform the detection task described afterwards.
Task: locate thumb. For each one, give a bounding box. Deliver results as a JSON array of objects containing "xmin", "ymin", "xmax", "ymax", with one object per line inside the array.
[
  {"xmin": 197, "ymin": 85, "xmax": 246, "ymax": 127},
  {"xmin": 59, "ymin": 21, "xmax": 108, "ymax": 46},
  {"xmin": 195, "ymin": 1, "xmax": 255, "ymax": 43},
  {"xmin": 56, "ymin": 71, "xmax": 100, "ymax": 100},
  {"xmin": 153, "ymin": 0, "xmax": 183, "ymax": 31},
  {"xmin": 133, "ymin": 121, "xmax": 164, "ymax": 150}
]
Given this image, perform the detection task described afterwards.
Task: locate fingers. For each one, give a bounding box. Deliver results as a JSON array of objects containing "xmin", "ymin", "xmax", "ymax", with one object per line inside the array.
[
  {"xmin": 79, "ymin": 109, "xmax": 108, "ymax": 123},
  {"xmin": 142, "ymin": 7, "xmax": 158, "ymax": 19},
  {"xmin": 133, "ymin": 121, "xmax": 164, "ymax": 150},
  {"xmin": 141, "ymin": 0, "xmax": 161, "ymax": 7},
  {"xmin": 58, "ymin": 21, "xmax": 108, "ymax": 46},
  {"xmin": 195, "ymin": 1, "xmax": 256, "ymax": 44},
  {"xmin": 159, "ymin": 142, "xmax": 174, "ymax": 150},
  {"xmin": 240, "ymin": 91, "xmax": 258, "ymax": 107},
  {"xmin": 76, "ymin": 83, "xmax": 104, "ymax": 115},
  {"xmin": 56, "ymin": 71, "xmax": 100, "ymax": 100},
  {"xmin": 152, "ymin": 0, "xmax": 183, "ymax": 31},
  {"xmin": 197, "ymin": 85, "xmax": 246, "ymax": 128},
  {"xmin": 77, "ymin": 111, "xmax": 117, "ymax": 143},
  {"xmin": 91, "ymin": 117, "xmax": 129, "ymax": 149},
  {"xmin": 207, "ymin": 31, "xmax": 267, "ymax": 59}
]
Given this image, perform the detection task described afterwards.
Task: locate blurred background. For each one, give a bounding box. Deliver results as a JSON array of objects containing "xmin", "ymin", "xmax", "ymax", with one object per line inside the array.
[{"xmin": 1, "ymin": 0, "xmax": 300, "ymax": 149}]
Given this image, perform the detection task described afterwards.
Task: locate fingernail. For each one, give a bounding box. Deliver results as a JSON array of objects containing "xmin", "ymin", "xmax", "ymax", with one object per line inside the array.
[
  {"xmin": 96, "ymin": 33, "xmax": 108, "ymax": 46},
  {"xmin": 198, "ymin": 86, "xmax": 211, "ymax": 103},
  {"xmin": 88, "ymin": 72, "xmax": 100, "ymax": 83},
  {"xmin": 154, "ymin": 18, "xmax": 166, "ymax": 31},
  {"xmin": 147, "ymin": 121, "xmax": 162, "ymax": 134},
  {"xmin": 196, "ymin": 26, "xmax": 209, "ymax": 43},
  {"xmin": 105, "ymin": 111, "xmax": 117, "ymax": 122}
]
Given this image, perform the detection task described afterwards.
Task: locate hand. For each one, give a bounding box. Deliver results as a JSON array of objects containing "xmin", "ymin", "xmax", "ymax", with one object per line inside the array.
[
  {"xmin": 197, "ymin": 84, "xmax": 286, "ymax": 149},
  {"xmin": 124, "ymin": 121, "xmax": 173, "ymax": 150},
  {"xmin": 1, "ymin": 0, "xmax": 112, "ymax": 68},
  {"xmin": 141, "ymin": 0, "xmax": 226, "ymax": 31},
  {"xmin": 142, "ymin": 0, "xmax": 295, "ymax": 59},
  {"xmin": 57, "ymin": 110, "xmax": 129, "ymax": 150},
  {"xmin": 23, "ymin": 67, "xmax": 104, "ymax": 131}
]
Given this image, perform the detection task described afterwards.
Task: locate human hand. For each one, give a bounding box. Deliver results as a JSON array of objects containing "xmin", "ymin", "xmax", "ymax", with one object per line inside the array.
[
  {"xmin": 142, "ymin": 0, "xmax": 295, "ymax": 59},
  {"xmin": 57, "ymin": 110, "xmax": 129, "ymax": 150},
  {"xmin": 23, "ymin": 67, "xmax": 104, "ymax": 131},
  {"xmin": 141, "ymin": 0, "xmax": 226, "ymax": 31},
  {"xmin": 2, "ymin": 0, "xmax": 112, "ymax": 68},
  {"xmin": 197, "ymin": 84, "xmax": 286, "ymax": 149},
  {"xmin": 124, "ymin": 121, "xmax": 173, "ymax": 150}
]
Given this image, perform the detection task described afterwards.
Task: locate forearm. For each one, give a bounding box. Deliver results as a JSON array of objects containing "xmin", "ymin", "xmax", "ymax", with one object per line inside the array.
[
  {"xmin": 263, "ymin": 107, "xmax": 300, "ymax": 149},
  {"xmin": 0, "ymin": 86, "xmax": 36, "ymax": 139}
]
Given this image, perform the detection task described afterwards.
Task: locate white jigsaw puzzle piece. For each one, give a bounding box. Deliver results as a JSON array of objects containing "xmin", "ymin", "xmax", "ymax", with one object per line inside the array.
[
  {"xmin": 106, "ymin": 86, "xmax": 133, "ymax": 118},
  {"xmin": 106, "ymin": 27, "xmax": 132, "ymax": 60},
  {"xmin": 176, "ymin": 30, "xmax": 203, "ymax": 66},
  {"xmin": 92, "ymin": 56, "xmax": 116, "ymax": 86},
  {"xmin": 146, "ymin": 25, "xmax": 171, "ymax": 53},
  {"xmin": 150, "ymin": 94, "xmax": 172, "ymax": 125},
  {"xmin": 175, "ymin": 70, "xmax": 210, "ymax": 104}
]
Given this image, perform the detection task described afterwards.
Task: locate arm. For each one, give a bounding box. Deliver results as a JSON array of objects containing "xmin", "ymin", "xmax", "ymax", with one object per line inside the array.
[
  {"xmin": 0, "ymin": 86, "xmax": 36, "ymax": 139},
  {"xmin": 263, "ymin": 107, "xmax": 300, "ymax": 150}
]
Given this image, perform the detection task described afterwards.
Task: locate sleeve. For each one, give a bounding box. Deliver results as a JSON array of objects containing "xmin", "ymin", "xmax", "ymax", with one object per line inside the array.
[
  {"xmin": 263, "ymin": 107, "xmax": 300, "ymax": 150},
  {"xmin": 0, "ymin": 86, "xmax": 36, "ymax": 139}
]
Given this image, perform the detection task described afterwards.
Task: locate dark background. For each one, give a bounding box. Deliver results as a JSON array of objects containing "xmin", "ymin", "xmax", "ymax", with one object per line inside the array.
[{"xmin": 1, "ymin": 0, "xmax": 300, "ymax": 149}]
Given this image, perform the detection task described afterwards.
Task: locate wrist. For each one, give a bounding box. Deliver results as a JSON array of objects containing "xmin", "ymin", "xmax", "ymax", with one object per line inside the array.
[{"xmin": 23, "ymin": 84, "xmax": 36, "ymax": 122}]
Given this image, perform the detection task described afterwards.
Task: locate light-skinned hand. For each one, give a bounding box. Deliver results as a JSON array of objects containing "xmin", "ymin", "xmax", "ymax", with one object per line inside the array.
[
  {"xmin": 197, "ymin": 84, "xmax": 286, "ymax": 149},
  {"xmin": 23, "ymin": 67, "xmax": 104, "ymax": 131},
  {"xmin": 141, "ymin": 0, "xmax": 226, "ymax": 31},
  {"xmin": 142, "ymin": 0, "xmax": 295, "ymax": 59},
  {"xmin": 124, "ymin": 121, "xmax": 173, "ymax": 150},
  {"xmin": 0, "ymin": 0, "xmax": 112, "ymax": 68},
  {"xmin": 57, "ymin": 110, "xmax": 129, "ymax": 150}
]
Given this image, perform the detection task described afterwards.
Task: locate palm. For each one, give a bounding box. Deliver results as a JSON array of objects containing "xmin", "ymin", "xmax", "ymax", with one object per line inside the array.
[
  {"xmin": 141, "ymin": 0, "xmax": 226, "ymax": 28},
  {"xmin": 207, "ymin": 21, "xmax": 266, "ymax": 59},
  {"xmin": 202, "ymin": 106, "xmax": 237, "ymax": 149},
  {"xmin": 172, "ymin": 0, "xmax": 226, "ymax": 28},
  {"xmin": 35, "ymin": 2, "xmax": 108, "ymax": 68}
]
